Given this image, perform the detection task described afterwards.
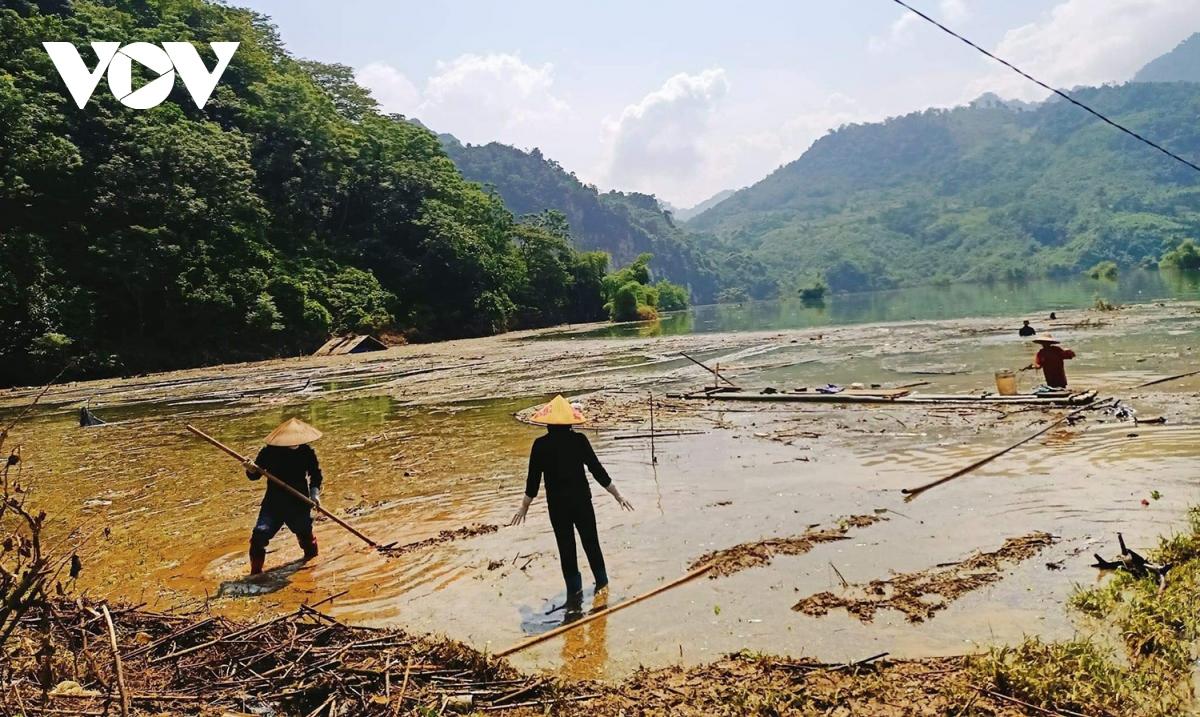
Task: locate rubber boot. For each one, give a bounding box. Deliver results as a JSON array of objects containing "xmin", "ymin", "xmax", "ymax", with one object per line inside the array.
[
  {"xmin": 564, "ymin": 570, "xmax": 583, "ymax": 598},
  {"xmin": 592, "ymin": 566, "xmax": 608, "ymax": 592},
  {"xmin": 249, "ymin": 547, "xmax": 266, "ymax": 575},
  {"xmin": 297, "ymin": 532, "xmax": 319, "ymax": 561}
]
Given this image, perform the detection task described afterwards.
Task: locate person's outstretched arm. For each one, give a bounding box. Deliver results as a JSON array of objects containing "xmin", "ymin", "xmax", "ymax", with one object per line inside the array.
[
  {"xmin": 581, "ymin": 435, "xmax": 633, "ymax": 511},
  {"xmin": 511, "ymin": 442, "xmax": 542, "ymax": 526}
]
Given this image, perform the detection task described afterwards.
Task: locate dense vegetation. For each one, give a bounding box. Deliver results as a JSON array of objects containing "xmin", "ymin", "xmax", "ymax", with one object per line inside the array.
[
  {"xmin": 0, "ymin": 0, "xmax": 627, "ymax": 385},
  {"xmin": 687, "ymin": 81, "xmax": 1200, "ymax": 292},
  {"xmin": 599, "ymin": 253, "xmax": 688, "ymax": 321},
  {"xmin": 440, "ymin": 138, "xmax": 777, "ymax": 303}
]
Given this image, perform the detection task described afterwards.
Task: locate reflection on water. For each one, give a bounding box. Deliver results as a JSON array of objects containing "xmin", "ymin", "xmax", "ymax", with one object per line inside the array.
[{"xmin": 552, "ymin": 269, "xmax": 1200, "ymax": 339}]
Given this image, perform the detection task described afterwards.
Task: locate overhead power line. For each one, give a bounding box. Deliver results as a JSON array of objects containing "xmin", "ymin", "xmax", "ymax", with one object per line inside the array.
[{"xmin": 890, "ymin": 0, "xmax": 1200, "ymax": 175}]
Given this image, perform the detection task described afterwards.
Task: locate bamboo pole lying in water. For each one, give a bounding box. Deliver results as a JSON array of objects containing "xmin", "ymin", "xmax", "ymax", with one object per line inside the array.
[
  {"xmin": 494, "ymin": 562, "xmax": 715, "ymax": 657},
  {"xmin": 1137, "ymin": 368, "xmax": 1200, "ymax": 388},
  {"xmin": 901, "ymin": 402, "xmax": 1102, "ymax": 501},
  {"xmin": 185, "ymin": 424, "xmax": 380, "ymax": 548}
]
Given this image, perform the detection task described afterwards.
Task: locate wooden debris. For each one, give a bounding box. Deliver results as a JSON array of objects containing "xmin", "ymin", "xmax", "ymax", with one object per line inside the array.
[
  {"xmin": 688, "ymin": 514, "xmax": 887, "ymax": 578},
  {"xmin": 794, "ymin": 533, "xmax": 1056, "ymax": 623},
  {"xmin": 1, "ymin": 599, "xmax": 553, "ymax": 715},
  {"xmin": 1091, "ymin": 533, "xmax": 1171, "ymax": 588}
]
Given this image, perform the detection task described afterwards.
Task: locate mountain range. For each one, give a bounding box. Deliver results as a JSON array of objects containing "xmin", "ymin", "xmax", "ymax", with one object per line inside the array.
[{"xmin": 439, "ymin": 34, "xmax": 1200, "ymax": 295}]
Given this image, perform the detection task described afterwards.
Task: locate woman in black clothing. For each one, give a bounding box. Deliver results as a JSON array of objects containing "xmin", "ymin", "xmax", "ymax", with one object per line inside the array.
[
  {"xmin": 244, "ymin": 418, "xmax": 325, "ymax": 575},
  {"xmin": 510, "ymin": 396, "xmax": 633, "ymax": 598}
]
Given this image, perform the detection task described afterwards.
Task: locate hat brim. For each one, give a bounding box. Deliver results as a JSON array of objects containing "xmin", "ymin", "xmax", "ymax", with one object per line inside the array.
[{"xmin": 265, "ymin": 419, "xmax": 323, "ymax": 446}]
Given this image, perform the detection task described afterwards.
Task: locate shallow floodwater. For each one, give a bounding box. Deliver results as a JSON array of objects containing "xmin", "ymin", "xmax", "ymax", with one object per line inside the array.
[
  {"xmin": 551, "ymin": 269, "xmax": 1200, "ymax": 339},
  {"xmin": 4, "ymin": 283, "xmax": 1199, "ymax": 682}
]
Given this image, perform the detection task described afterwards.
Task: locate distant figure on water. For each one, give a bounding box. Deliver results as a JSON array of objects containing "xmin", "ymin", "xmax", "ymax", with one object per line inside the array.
[
  {"xmin": 1024, "ymin": 335, "xmax": 1076, "ymax": 389},
  {"xmin": 1049, "ymin": 312, "xmax": 1057, "ymax": 320},
  {"xmin": 1019, "ymin": 320, "xmax": 1037, "ymax": 337},
  {"xmin": 244, "ymin": 418, "xmax": 324, "ymax": 575},
  {"xmin": 510, "ymin": 395, "xmax": 633, "ymax": 602}
]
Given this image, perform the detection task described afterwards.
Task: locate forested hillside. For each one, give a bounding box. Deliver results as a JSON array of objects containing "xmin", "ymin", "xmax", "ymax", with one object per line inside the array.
[
  {"xmin": 688, "ymin": 81, "xmax": 1200, "ymax": 291},
  {"xmin": 440, "ymin": 138, "xmax": 726, "ymax": 301},
  {"xmin": 1134, "ymin": 33, "xmax": 1200, "ymax": 83},
  {"xmin": 0, "ymin": 0, "xmax": 616, "ymax": 384}
]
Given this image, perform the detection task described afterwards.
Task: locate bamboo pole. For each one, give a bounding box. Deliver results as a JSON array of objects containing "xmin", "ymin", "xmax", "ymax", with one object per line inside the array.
[
  {"xmin": 679, "ymin": 352, "xmax": 739, "ymax": 388},
  {"xmin": 494, "ymin": 562, "xmax": 714, "ymax": 657},
  {"xmin": 901, "ymin": 404, "xmax": 1097, "ymax": 501},
  {"xmin": 1137, "ymin": 368, "xmax": 1200, "ymax": 388},
  {"xmin": 100, "ymin": 605, "xmax": 129, "ymax": 717},
  {"xmin": 185, "ymin": 424, "xmax": 379, "ymax": 548},
  {"xmin": 648, "ymin": 391, "xmax": 657, "ymax": 465}
]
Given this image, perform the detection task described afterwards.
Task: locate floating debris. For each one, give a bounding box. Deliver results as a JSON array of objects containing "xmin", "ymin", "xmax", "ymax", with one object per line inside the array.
[
  {"xmin": 793, "ymin": 532, "xmax": 1056, "ymax": 623},
  {"xmin": 688, "ymin": 514, "xmax": 887, "ymax": 579}
]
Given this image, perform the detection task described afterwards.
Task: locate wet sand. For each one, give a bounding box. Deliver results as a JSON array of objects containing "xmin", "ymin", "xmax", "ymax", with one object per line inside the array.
[{"xmin": 3, "ymin": 300, "xmax": 1198, "ymax": 681}]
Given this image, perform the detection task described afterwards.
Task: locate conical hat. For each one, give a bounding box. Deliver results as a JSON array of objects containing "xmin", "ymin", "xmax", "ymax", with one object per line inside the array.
[
  {"xmin": 529, "ymin": 395, "xmax": 586, "ymax": 426},
  {"xmin": 1033, "ymin": 334, "xmax": 1061, "ymax": 345},
  {"xmin": 264, "ymin": 418, "xmax": 323, "ymax": 447}
]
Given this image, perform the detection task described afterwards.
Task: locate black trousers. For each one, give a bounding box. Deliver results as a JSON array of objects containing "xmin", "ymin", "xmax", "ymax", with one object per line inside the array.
[{"xmin": 548, "ymin": 501, "xmax": 607, "ymax": 593}]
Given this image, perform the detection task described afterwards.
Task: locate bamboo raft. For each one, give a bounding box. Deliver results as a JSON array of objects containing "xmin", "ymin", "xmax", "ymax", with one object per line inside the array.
[{"xmin": 668, "ymin": 387, "xmax": 1099, "ymax": 407}]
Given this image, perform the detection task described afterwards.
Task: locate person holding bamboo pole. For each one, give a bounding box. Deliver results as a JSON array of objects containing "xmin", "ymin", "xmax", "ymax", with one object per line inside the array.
[
  {"xmin": 510, "ymin": 396, "xmax": 633, "ymax": 602},
  {"xmin": 244, "ymin": 418, "xmax": 325, "ymax": 575}
]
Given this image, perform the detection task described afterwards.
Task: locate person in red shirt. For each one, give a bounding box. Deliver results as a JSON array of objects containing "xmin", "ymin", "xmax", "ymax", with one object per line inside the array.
[{"xmin": 1024, "ymin": 335, "xmax": 1076, "ymax": 389}]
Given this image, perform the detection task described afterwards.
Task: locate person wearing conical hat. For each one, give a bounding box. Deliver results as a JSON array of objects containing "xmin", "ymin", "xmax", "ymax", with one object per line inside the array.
[
  {"xmin": 510, "ymin": 396, "xmax": 633, "ymax": 601},
  {"xmin": 244, "ymin": 418, "xmax": 325, "ymax": 575},
  {"xmin": 1022, "ymin": 334, "xmax": 1076, "ymax": 389}
]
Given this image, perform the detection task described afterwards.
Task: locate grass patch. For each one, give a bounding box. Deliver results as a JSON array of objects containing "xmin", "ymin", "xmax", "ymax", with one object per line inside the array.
[{"xmin": 972, "ymin": 507, "xmax": 1200, "ymax": 716}]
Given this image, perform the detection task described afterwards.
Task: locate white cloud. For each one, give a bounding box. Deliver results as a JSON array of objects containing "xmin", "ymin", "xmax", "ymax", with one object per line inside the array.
[
  {"xmin": 355, "ymin": 62, "xmax": 420, "ymax": 115},
  {"xmin": 603, "ymin": 69, "xmax": 729, "ymax": 199},
  {"xmin": 968, "ymin": 0, "xmax": 1200, "ymax": 101},
  {"xmin": 693, "ymin": 92, "xmax": 866, "ymax": 204},
  {"xmin": 870, "ymin": 0, "xmax": 971, "ymax": 53},
  {"xmin": 355, "ymin": 53, "xmax": 570, "ymax": 147}
]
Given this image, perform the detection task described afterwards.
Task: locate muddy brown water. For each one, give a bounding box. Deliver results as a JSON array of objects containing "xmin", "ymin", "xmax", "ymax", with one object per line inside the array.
[{"xmin": 3, "ymin": 300, "xmax": 1199, "ymax": 681}]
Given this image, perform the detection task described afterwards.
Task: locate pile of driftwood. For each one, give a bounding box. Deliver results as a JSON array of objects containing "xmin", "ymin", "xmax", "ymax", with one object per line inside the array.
[{"xmin": 0, "ymin": 598, "xmax": 574, "ymax": 716}]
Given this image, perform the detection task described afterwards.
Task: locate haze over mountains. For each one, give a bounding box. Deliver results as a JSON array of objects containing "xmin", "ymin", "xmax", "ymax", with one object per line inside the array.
[{"xmin": 439, "ymin": 34, "xmax": 1200, "ymax": 295}]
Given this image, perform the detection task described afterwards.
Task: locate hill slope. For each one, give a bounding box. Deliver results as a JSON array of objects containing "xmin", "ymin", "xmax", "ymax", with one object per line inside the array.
[
  {"xmin": 1135, "ymin": 33, "xmax": 1200, "ymax": 83},
  {"xmin": 440, "ymin": 138, "xmax": 727, "ymax": 301},
  {"xmin": 0, "ymin": 0, "xmax": 610, "ymax": 383},
  {"xmin": 689, "ymin": 82, "xmax": 1200, "ymax": 291}
]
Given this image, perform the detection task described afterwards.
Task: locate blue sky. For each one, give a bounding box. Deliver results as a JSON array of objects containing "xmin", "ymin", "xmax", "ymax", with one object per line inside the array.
[{"xmin": 234, "ymin": 0, "xmax": 1200, "ymax": 205}]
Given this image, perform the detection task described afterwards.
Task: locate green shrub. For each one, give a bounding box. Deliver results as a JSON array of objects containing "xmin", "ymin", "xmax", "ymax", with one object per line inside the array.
[
  {"xmin": 1160, "ymin": 239, "xmax": 1200, "ymax": 271},
  {"xmin": 1087, "ymin": 261, "xmax": 1119, "ymax": 280}
]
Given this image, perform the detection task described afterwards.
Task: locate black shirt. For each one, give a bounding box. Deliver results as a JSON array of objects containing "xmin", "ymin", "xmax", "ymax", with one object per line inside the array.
[
  {"xmin": 1019, "ymin": 325, "xmax": 1037, "ymax": 337},
  {"xmin": 250, "ymin": 444, "xmax": 323, "ymax": 510},
  {"xmin": 525, "ymin": 428, "xmax": 611, "ymax": 509}
]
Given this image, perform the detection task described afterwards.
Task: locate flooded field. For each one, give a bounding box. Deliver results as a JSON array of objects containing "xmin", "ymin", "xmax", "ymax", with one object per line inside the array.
[{"xmin": 3, "ymin": 294, "xmax": 1199, "ymax": 682}]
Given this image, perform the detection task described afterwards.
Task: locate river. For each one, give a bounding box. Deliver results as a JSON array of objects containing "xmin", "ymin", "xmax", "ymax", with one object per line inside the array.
[{"xmin": 3, "ymin": 272, "xmax": 1198, "ymax": 681}]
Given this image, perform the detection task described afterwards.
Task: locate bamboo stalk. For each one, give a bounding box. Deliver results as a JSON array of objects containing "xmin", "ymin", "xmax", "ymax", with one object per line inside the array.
[
  {"xmin": 100, "ymin": 605, "xmax": 129, "ymax": 717},
  {"xmin": 494, "ymin": 562, "xmax": 715, "ymax": 657},
  {"xmin": 1137, "ymin": 368, "xmax": 1200, "ymax": 388},
  {"xmin": 185, "ymin": 424, "xmax": 378, "ymax": 548},
  {"xmin": 901, "ymin": 404, "xmax": 1096, "ymax": 500},
  {"xmin": 679, "ymin": 352, "xmax": 739, "ymax": 388}
]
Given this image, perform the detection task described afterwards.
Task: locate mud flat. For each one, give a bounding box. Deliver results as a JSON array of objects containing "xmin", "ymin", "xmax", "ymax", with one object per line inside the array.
[{"xmin": 1, "ymin": 300, "xmax": 1199, "ymax": 690}]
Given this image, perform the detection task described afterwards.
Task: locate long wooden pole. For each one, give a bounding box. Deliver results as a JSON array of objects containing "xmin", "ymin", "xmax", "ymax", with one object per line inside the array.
[
  {"xmin": 100, "ymin": 605, "xmax": 129, "ymax": 717},
  {"xmin": 679, "ymin": 352, "xmax": 739, "ymax": 388},
  {"xmin": 1137, "ymin": 368, "xmax": 1200, "ymax": 388},
  {"xmin": 494, "ymin": 562, "xmax": 714, "ymax": 658},
  {"xmin": 185, "ymin": 424, "xmax": 379, "ymax": 548},
  {"xmin": 901, "ymin": 404, "xmax": 1096, "ymax": 501}
]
